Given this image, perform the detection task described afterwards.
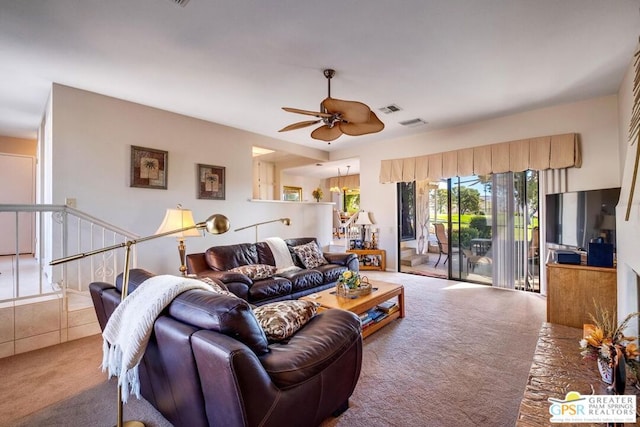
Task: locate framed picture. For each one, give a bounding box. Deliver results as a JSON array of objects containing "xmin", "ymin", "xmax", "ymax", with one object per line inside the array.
[
  {"xmin": 130, "ymin": 145, "xmax": 168, "ymax": 189},
  {"xmin": 282, "ymin": 186, "xmax": 302, "ymax": 201},
  {"xmin": 197, "ymin": 164, "xmax": 226, "ymax": 200}
]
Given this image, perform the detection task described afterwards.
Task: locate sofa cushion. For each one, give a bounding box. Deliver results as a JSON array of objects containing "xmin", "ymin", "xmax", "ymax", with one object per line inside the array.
[
  {"xmin": 229, "ymin": 264, "xmax": 277, "ymax": 280},
  {"xmin": 314, "ymin": 263, "xmax": 349, "ymax": 284},
  {"xmin": 205, "ymin": 243, "xmax": 260, "ymax": 271},
  {"xmin": 292, "ymin": 241, "xmax": 328, "ymax": 269},
  {"xmin": 259, "ymin": 308, "xmax": 362, "ymax": 388},
  {"xmin": 248, "ymin": 277, "xmax": 293, "ymax": 302},
  {"xmin": 253, "ymin": 300, "xmax": 317, "ymax": 342},
  {"xmin": 167, "ymin": 289, "xmax": 269, "ymax": 355},
  {"xmin": 276, "ymin": 268, "xmax": 323, "ymax": 292}
]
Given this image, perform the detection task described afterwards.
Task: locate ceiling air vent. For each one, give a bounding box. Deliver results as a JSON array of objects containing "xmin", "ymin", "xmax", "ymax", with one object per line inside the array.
[
  {"xmin": 379, "ymin": 104, "xmax": 402, "ymax": 114},
  {"xmin": 399, "ymin": 118, "xmax": 428, "ymax": 127},
  {"xmin": 169, "ymin": 0, "xmax": 190, "ymax": 6}
]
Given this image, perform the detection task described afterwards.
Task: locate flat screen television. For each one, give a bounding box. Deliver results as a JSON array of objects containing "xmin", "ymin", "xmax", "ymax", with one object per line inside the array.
[{"xmin": 545, "ymin": 187, "xmax": 620, "ymax": 250}]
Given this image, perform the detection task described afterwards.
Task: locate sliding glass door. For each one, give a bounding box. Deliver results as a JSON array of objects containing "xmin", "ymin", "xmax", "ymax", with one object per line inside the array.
[
  {"xmin": 490, "ymin": 171, "xmax": 539, "ymax": 290},
  {"xmin": 399, "ymin": 171, "xmax": 539, "ymax": 292},
  {"xmin": 449, "ymin": 175, "xmax": 493, "ymax": 284}
]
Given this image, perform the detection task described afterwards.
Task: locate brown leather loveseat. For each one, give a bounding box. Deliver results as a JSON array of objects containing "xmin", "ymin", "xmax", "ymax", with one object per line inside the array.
[
  {"xmin": 90, "ymin": 268, "xmax": 363, "ymax": 427},
  {"xmin": 186, "ymin": 237, "xmax": 358, "ymax": 305}
]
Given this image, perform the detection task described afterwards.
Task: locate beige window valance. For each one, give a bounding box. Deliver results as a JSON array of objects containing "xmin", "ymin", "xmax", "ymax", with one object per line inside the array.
[
  {"xmin": 379, "ymin": 133, "xmax": 581, "ymax": 183},
  {"xmin": 326, "ymin": 174, "xmax": 360, "ymax": 190}
]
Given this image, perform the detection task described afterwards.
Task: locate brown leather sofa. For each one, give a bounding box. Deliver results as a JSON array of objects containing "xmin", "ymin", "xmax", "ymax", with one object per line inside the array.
[
  {"xmin": 186, "ymin": 237, "xmax": 358, "ymax": 305},
  {"xmin": 90, "ymin": 268, "xmax": 363, "ymax": 427}
]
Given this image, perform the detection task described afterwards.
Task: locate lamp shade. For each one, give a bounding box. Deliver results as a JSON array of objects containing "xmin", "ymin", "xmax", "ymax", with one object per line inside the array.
[
  {"xmin": 600, "ymin": 215, "xmax": 616, "ymax": 231},
  {"xmin": 155, "ymin": 208, "xmax": 201, "ymax": 238},
  {"xmin": 355, "ymin": 211, "xmax": 373, "ymax": 225}
]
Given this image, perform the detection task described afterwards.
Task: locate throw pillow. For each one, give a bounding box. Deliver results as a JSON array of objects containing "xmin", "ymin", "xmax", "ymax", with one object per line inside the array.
[
  {"xmin": 292, "ymin": 241, "xmax": 327, "ymax": 269},
  {"xmin": 198, "ymin": 276, "xmax": 238, "ymax": 298},
  {"xmin": 253, "ymin": 300, "xmax": 318, "ymax": 342},
  {"xmin": 229, "ymin": 264, "xmax": 277, "ymax": 280}
]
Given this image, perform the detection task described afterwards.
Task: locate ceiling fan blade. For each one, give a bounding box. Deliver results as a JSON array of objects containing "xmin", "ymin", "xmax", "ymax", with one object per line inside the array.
[
  {"xmin": 278, "ymin": 120, "xmax": 321, "ymax": 132},
  {"xmin": 311, "ymin": 125, "xmax": 343, "ymax": 142},
  {"xmin": 322, "ymin": 97, "xmax": 371, "ymax": 123},
  {"xmin": 282, "ymin": 107, "xmax": 332, "ymax": 119},
  {"xmin": 340, "ymin": 111, "xmax": 385, "ymax": 136}
]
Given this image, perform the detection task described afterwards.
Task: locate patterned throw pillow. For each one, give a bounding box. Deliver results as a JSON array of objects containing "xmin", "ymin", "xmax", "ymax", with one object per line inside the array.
[
  {"xmin": 198, "ymin": 276, "xmax": 238, "ymax": 298},
  {"xmin": 229, "ymin": 264, "xmax": 277, "ymax": 280},
  {"xmin": 292, "ymin": 241, "xmax": 328, "ymax": 269},
  {"xmin": 253, "ymin": 300, "xmax": 318, "ymax": 341}
]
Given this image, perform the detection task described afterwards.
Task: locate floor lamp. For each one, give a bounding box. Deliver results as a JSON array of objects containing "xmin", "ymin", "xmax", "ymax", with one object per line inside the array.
[
  {"xmin": 234, "ymin": 217, "xmax": 291, "ymax": 242},
  {"xmin": 50, "ymin": 213, "xmax": 230, "ymax": 427}
]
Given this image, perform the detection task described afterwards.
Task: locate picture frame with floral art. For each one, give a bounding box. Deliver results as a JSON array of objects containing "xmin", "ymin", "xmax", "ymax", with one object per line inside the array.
[
  {"xmin": 197, "ymin": 163, "xmax": 225, "ymax": 200},
  {"xmin": 283, "ymin": 186, "xmax": 302, "ymax": 201},
  {"xmin": 130, "ymin": 145, "xmax": 168, "ymax": 189}
]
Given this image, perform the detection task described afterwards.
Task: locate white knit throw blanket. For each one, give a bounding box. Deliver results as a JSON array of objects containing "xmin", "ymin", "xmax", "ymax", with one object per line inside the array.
[
  {"xmin": 264, "ymin": 237, "xmax": 299, "ymax": 273},
  {"xmin": 102, "ymin": 275, "xmax": 213, "ymax": 403}
]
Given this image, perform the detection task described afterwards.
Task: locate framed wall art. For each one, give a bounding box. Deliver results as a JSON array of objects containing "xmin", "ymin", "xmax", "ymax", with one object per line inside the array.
[
  {"xmin": 197, "ymin": 163, "xmax": 225, "ymax": 200},
  {"xmin": 282, "ymin": 186, "xmax": 302, "ymax": 201},
  {"xmin": 130, "ymin": 145, "xmax": 168, "ymax": 189}
]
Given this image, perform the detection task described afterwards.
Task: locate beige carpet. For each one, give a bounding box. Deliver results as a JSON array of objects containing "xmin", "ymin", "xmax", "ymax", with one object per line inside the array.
[
  {"xmin": 324, "ymin": 272, "xmax": 546, "ymax": 426},
  {"xmin": 0, "ymin": 333, "xmax": 106, "ymax": 425},
  {"xmin": 1, "ymin": 271, "xmax": 546, "ymax": 426}
]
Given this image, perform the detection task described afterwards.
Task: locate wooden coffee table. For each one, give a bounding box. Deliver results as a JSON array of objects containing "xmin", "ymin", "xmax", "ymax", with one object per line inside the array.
[{"xmin": 301, "ymin": 279, "xmax": 404, "ymax": 338}]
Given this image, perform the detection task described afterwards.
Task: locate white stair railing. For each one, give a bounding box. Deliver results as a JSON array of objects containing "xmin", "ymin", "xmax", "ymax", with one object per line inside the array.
[{"xmin": 0, "ymin": 204, "xmax": 138, "ymax": 305}]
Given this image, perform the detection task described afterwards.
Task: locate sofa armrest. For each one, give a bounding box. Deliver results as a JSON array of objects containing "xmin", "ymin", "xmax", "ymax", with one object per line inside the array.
[
  {"xmin": 191, "ymin": 331, "xmax": 277, "ymax": 427},
  {"xmin": 196, "ymin": 271, "xmax": 251, "ymax": 300},
  {"xmin": 186, "ymin": 253, "xmax": 209, "ymax": 275},
  {"xmin": 196, "ymin": 270, "xmax": 252, "ymax": 286},
  {"xmin": 324, "ymin": 252, "xmax": 359, "ymax": 271}
]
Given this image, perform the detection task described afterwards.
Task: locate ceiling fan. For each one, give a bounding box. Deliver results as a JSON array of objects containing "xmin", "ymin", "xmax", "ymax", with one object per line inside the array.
[{"xmin": 279, "ymin": 69, "xmax": 384, "ymax": 143}]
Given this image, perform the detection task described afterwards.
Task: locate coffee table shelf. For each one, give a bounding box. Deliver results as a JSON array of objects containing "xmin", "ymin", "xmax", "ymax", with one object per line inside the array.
[{"xmin": 301, "ymin": 280, "xmax": 404, "ymax": 338}]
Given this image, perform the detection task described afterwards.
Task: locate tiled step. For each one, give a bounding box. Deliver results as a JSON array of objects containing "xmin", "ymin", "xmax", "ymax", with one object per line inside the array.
[{"xmin": 401, "ymin": 254, "xmax": 430, "ymax": 266}]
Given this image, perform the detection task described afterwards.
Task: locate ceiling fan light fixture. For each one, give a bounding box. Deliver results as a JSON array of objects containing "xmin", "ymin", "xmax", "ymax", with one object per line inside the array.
[{"xmin": 279, "ymin": 69, "xmax": 384, "ymax": 143}]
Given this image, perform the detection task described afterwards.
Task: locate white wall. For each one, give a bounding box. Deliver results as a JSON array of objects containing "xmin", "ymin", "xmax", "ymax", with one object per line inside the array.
[
  {"xmin": 48, "ymin": 84, "xmax": 334, "ymax": 274},
  {"xmin": 334, "ymin": 95, "xmax": 621, "ymax": 270},
  {"xmin": 46, "ymin": 83, "xmax": 623, "ymax": 275},
  {"xmin": 615, "ymin": 46, "xmax": 639, "ymax": 333}
]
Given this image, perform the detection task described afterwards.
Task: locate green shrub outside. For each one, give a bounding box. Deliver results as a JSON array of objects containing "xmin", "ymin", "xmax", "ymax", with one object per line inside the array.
[
  {"xmin": 451, "ymin": 227, "xmax": 479, "ymax": 248},
  {"xmin": 469, "ymin": 216, "xmax": 491, "ymax": 238}
]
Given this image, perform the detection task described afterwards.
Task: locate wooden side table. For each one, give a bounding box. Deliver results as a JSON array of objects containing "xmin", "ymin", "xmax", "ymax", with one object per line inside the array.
[{"xmin": 347, "ymin": 249, "xmax": 386, "ymax": 271}]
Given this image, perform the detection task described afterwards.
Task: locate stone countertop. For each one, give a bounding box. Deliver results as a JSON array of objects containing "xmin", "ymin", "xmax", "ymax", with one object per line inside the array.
[{"xmin": 517, "ymin": 322, "xmax": 640, "ymax": 427}]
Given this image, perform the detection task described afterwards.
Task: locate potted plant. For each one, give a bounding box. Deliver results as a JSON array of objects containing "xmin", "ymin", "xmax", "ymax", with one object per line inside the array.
[
  {"xmin": 312, "ymin": 187, "xmax": 323, "ymax": 202},
  {"xmin": 336, "ymin": 270, "xmax": 371, "ymax": 297},
  {"xmin": 579, "ymin": 302, "xmax": 640, "ymax": 392}
]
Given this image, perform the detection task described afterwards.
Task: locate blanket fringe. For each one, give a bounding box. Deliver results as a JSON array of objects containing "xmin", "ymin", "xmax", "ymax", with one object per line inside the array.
[{"xmin": 101, "ymin": 275, "xmax": 214, "ymax": 404}]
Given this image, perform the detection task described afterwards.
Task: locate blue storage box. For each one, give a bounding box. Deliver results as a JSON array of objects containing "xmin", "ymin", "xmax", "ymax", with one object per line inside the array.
[
  {"xmin": 587, "ymin": 242, "xmax": 614, "ymax": 268},
  {"xmin": 556, "ymin": 250, "xmax": 581, "ymax": 265}
]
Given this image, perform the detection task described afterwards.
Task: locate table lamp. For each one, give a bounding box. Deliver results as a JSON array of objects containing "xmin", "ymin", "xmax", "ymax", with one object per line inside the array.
[
  {"xmin": 599, "ymin": 214, "xmax": 616, "ymax": 244},
  {"xmin": 355, "ymin": 211, "xmax": 372, "ymax": 242},
  {"xmin": 155, "ymin": 205, "xmax": 201, "ymax": 276}
]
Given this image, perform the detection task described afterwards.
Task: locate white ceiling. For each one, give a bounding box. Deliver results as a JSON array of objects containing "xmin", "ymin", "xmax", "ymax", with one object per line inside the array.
[{"xmin": 1, "ymin": 1, "xmax": 639, "ymax": 166}]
